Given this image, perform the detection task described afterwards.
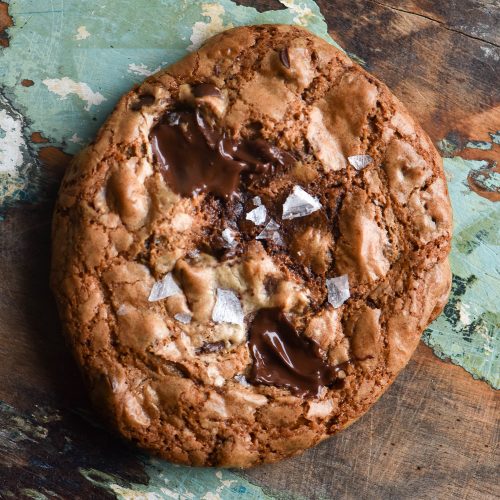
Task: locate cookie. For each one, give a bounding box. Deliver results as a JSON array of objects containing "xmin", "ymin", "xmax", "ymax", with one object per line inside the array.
[{"xmin": 51, "ymin": 25, "xmax": 452, "ymax": 467}]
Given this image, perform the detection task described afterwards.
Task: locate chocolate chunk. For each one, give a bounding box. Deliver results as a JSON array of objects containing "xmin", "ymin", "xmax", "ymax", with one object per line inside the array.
[
  {"xmin": 247, "ymin": 308, "xmax": 346, "ymax": 397},
  {"xmin": 193, "ymin": 83, "xmax": 222, "ymax": 98},
  {"xmin": 279, "ymin": 47, "xmax": 290, "ymax": 69},
  {"xmin": 151, "ymin": 109, "xmax": 246, "ymax": 197},
  {"xmin": 150, "ymin": 105, "xmax": 296, "ymax": 198},
  {"xmin": 131, "ymin": 94, "xmax": 155, "ymax": 111}
]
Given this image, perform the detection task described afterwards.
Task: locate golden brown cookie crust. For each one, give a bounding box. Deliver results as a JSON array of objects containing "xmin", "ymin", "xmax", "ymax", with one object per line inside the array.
[{"xmin": 51, "ymin": 25, "xmax": 452, "ymax": 467}]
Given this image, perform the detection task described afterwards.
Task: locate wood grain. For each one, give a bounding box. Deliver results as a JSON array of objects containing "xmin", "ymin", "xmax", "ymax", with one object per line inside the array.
[
  {"xmin": 244, "ymin": 344, "xmax": 500, "ymax": 499},
  {"xmin": 372, "ymin": 0, "xmax": 500, "ymax": 45},
  {"xmin": 317, "ymin": 0, "xmax": 500, "ymax": 156}
]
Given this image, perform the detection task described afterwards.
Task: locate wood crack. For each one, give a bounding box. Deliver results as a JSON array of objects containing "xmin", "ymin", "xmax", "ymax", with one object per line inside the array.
[{"xmin": 370, "ymin": 0, "xmax": 500, "ymax": 48}]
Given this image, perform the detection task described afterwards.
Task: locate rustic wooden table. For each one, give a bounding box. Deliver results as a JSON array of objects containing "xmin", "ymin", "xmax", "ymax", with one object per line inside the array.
[{"xmin": 0, "ymin": 1, "xmax": 498, "ymax": 499}]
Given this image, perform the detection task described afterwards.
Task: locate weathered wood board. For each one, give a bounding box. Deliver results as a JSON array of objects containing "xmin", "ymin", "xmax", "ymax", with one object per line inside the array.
[{"xmin": 0, "ymin": 0, "xmax": 498, "ymax": 498}]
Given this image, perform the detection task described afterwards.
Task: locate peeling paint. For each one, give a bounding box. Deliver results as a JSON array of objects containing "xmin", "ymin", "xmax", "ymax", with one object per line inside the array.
[
  {"xmin": 0, "ymin": 92, "xmax": 38, "ymax": 208},
  {"xmin": 0, "ymin": 0, "xmax": 334, "ymax": 160},
  {"xmin": 42, "ymin": 77, "xmax": 106, "ymax": 111},
  {"xmin": 424, "ymin": 156, "xmax": 500, "ymax": 388},
  {"xmin": 69, "ymin": 133, "xmax": 83, "ymax": 143},
  {"xmin": 279, "ymin": 0, "xmax": 315, "ymax": 26},
  {"xmin": 188, "ymin": 3, "xmax": 233, "ymax": 51},
  {"xmin": 80, "ymin": 459, "xmax": 271, "ymax": 500},
  {"xmin": 0, "ymin": 107, "xmax": 24, "ymax": 174},
  {"xmin": 20, "ymin": 489, "xmax": 49, "ymax": 500},
  {"xmin": 458, "ymin": 301, "xmax": 472, "ymax": 326},
  {"xmin": 74, "ymin": 25, "xmax": 91, "ymax": 40},
  {"xmin": 467, "ymin": 160, "xmax": 500, "ymax": 202},
  {"xmin": 128, "ymin": 63, "xmax": 160, "ymax": 77},
  {"xmin": 10, "ymin": 416, "xmax": 48, "ymax": 441},
  {"xmin": 465, "ymin": 140, "xmax": 493, "ymax": 150}
]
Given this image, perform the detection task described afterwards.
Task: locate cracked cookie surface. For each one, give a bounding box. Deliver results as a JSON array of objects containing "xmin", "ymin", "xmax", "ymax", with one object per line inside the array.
[{"xmin": 51, "ymin": 25, "xmax": 452, "ymax": 467}]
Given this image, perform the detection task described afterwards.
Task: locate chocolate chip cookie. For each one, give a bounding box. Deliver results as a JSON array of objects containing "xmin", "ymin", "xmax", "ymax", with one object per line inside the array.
[{"xmin": 51, "ymin": 25, "xmax": 452, "ymax": 467}]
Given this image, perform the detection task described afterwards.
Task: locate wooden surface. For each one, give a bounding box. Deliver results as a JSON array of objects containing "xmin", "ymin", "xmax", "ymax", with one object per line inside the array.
[{"xmin": 0, "ymin": 1, "xmax": 498, "ymax": 499}]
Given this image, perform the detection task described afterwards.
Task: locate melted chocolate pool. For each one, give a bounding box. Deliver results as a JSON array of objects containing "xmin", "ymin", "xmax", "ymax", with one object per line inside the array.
[
  {"xmin": 248, "ymin": 308, "xmax": 345, "ymax": 397},
  {"xmin": 150, "ymin": 85, "xmax": 295, "ymax": 198}
]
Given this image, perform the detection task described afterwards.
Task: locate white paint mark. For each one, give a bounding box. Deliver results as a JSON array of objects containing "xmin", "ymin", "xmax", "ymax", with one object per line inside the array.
[
  {"xmin": 128, "ymin": 63, "xmax": 156, "ymax": 77},
  {"xmin": 279, "ymin": 0, "xmax": 315, "ymax": 26},
  {"xmin": 480, "ymin": 46, "xmax": 499, "ymax": 61},
  {"xmin": 0, "ymin": 109, "xmax": 24, "ymax": 174},
  {"xmin": 201, "ymin": 493, "xmax": 221, "ymax": 500},
  {"xmin": 20, "ymin": 489, "xmax": 49, "ymax": 500},
  {"xmin": 42, "ymin": 77, "xmax": 106, "ymax": 111},
  {"xmin": 188, "ymin": 3, "xmax": 233, "ymax": 52},
  {"xmin": 74, "ymin": 26, "xmax": 91, "ymax": 40},
  {"xmin": 69, "ymin": 133, "xmax": 82, "ymax": 144},
  {"xmin": 458, "ymin": 301, "xmax": 472, "ymax": 326}
]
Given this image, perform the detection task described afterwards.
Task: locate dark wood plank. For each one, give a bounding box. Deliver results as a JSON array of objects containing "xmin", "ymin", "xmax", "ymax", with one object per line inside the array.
[
  {"xmin": 373, "ymin": 0, "xmax": 500, "ymax": 45},
  {"xmin": 317, "ymin": 0, "xmax": 500, "ymax": 160},
  {"xmin": 244, "ymin": 344, "xmax": 500, "ymax": 500}
]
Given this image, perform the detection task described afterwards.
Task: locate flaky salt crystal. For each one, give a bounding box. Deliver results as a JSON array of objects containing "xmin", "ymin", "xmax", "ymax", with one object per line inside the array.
[
  {"xmin": 212, "ymin": 288, "xmax": 245, "ymax": 326},
  {"xmin": 235, "ymin": 374, "xmax": 250, "ymax": 387},
  {"xmin": 246, "ymin": 204, "xmax": 267, "ymax": 225},
  {"xmin": 282, "ymin": 185, "xmax": 322, "ymax": 220},
  {"xmin": 174, "ymin": 313, "xmax": 192, "ymax": 324},
  {"xmin": 326, "ymin": 274, "xmax": 350, "ymax": 308},
  {"xmin": 221, "ymin": 228, "xmax": 237, "ymax": 248},
  {"xmin": 148, "ymin": 272, "xmax": 182, "ymax": 302},
  {"xmin": 348, "ymin": 154, "xmax": 373, "ymax": 170},
  {"xmin": 116, "ymin": 304, "xmax": 128, "ymax": 316},
  {"xmin": 256, "ymin": 219, "xmax": 285, "ymax": 246},
  {"xmin": 252, "ymin": 196, "xmax": 262, "ymax": 206}
]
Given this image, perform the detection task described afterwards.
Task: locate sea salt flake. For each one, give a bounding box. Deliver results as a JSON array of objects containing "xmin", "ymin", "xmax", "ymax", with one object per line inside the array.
[
  {"xmin": 256, "ymin": 219, "xmax": 284, "ymax": 246},
  {"xmin": 221, "ymin": 228, "xmax": 237, "ymax": 247},
  {"xmin": 174, "ymin": 313, "xmax": 192, "ymax": 324},
  {"xmin": 252, "ymin": 196, "xmax": 262, "ymax": 206},
  {"xmin": 326, "ymin": 274, "xmax": 350, "ymax": 308},
  {"xmin": 148, "ymin": 273, "xmax": 182, "ymax": 302},
  {"xmin": 282, "ymin": 185, "xmax": 322, "ymax": 220},
  {"xmin": 188, "ymin": 249, "xmax": 200, "ymax": 258},
  {"xmin": 235, "ymin": 374, "xmax": 250, "ymax": 387},
  {"xmin": 348, "ymin": 154, "xmax": 373, "ymax": 170},
  {"xmin": 212, "ymin": 289, "xmax": 245, "ymax": 326},
  {"xmin": 246, "ymin": 204, "xmax": 267, "ymax": 225},
  {"xmin": 116, "ymin": 304, "xmax": 128, "ymax": 316}
]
